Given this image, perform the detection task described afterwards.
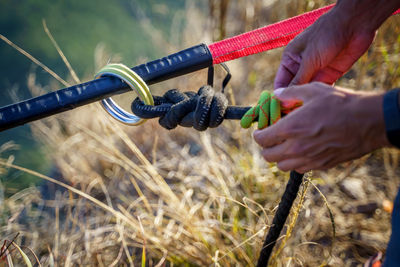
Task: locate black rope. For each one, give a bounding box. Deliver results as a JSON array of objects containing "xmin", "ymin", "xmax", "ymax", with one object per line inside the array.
[
  {"xmin": 256, "ymin": 171, "xmax": 304, "ymax": 267},
  {"xmin": 131, "ymin": 63, "xmax": 243, "ymax": 131},
  {"xmin": 131, "ymin": 86, "xmax": 250, "ymax": 131}
]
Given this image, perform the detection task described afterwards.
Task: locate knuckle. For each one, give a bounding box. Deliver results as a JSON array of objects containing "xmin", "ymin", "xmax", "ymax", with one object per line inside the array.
[
  {"xmin": 310, "ymin": 124, "xmax": 323, "ymax": 137},
  {"xmin": 279, "ymin": 123, "xmax": 296, "ymax": 138},
  {"xmin": 301, "ymin": 143, "xmax": 316, "ymax": 155},
  {"xmin": 284, "ymin": 142, "xmax": 303, "ymax": 158}
]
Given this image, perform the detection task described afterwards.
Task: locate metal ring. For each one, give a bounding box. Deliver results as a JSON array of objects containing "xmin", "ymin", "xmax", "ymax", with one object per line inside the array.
[{"xmin": 94, "ymin": 64, "xmax": 154, "ymax": 126}]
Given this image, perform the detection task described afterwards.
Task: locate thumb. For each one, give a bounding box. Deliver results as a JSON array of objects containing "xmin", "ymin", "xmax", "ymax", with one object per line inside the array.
[{"xmin": 274, "ymin": 84, "xmax": 321, "ymax": 105}]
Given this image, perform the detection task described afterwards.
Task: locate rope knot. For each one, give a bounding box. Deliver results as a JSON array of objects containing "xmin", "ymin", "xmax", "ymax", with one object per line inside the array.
[{"xmin": 131, "ymin": 85, "xmax": 228, "ymax": 131}]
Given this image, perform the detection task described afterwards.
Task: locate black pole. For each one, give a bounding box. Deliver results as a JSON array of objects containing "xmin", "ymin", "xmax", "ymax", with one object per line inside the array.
[{"xmin": 0, "ymin": 44, "xmax": 213, "ymax": 132}]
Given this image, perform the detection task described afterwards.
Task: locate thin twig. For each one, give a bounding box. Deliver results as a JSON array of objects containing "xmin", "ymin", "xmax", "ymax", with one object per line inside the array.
[
  {"xmin": 0, "ymin": 233, "xmax": 20, "ymax": 258},
  {"xmin": 42, "ymin": 19, "xmax": 81, "ymax": 84},
  {"xmin": 0, "ymin": 34, "xmax": 69, "ymax": 87}
]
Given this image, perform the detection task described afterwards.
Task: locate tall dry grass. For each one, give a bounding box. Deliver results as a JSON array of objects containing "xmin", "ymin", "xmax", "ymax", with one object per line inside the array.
[{"xmin": 1, "ymin": 0, "xmax": 400, "ymax": 266}]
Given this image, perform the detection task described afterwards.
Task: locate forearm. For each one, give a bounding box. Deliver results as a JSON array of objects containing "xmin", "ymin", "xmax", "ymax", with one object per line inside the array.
[{"xmin": 334, "ymin": 0, "xmax": 400, "ymax": 32}]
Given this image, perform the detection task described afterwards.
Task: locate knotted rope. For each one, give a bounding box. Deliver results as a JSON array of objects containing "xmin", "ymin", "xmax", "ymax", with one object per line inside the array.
[
  {"xmin": 131, "ymin": 87, "xmax": 303, "ymax": 266},
  {"xmin": 131, "ymin": 86, "xmax": 300, "ymax": 131},
  {"xmin": 131, "ymin": 86, "xmax": 247, "ymax": 130}
]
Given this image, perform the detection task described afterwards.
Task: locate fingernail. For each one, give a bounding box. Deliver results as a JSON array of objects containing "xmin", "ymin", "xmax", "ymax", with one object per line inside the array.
[{"xmin": 274, "ymin": 87, "xmax": 286, "ymax": 96}]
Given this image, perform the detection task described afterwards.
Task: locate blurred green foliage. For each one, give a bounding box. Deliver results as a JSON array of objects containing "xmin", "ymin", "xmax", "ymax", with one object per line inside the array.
[{"xmin": 0, "ymin": 0, "xmax": 187, "ymax": 193}]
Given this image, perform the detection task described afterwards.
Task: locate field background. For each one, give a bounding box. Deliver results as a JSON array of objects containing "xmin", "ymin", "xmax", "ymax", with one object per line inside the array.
[{"xmin": 1, "ymin": 0, "xmax": 400, "ymax": 266}]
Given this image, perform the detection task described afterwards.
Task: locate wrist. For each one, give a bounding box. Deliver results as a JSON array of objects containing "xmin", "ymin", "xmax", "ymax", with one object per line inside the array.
[
  {"xmin": 350, "ymin": 91, "xmax": 390, "ymax": 150},
  {"xmin": 333, "ymin": 0, "xmax": 400, "ymax": 33}
]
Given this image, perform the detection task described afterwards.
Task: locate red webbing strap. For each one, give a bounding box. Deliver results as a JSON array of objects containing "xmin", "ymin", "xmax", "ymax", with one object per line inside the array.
[{"xmin": 209, "ymin": 4, "xmax": 400, "ymax": 65}]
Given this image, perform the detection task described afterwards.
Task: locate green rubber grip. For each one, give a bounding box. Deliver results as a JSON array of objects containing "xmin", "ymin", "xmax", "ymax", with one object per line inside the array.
[{"xmin": 240, "ymin": 91, "xmax": 282, "ymax": 130}]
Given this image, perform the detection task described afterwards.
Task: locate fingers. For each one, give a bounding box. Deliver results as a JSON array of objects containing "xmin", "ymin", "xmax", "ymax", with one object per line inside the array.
[
  {"xmin": 274, "ymin": 83, "xmax": 330, "ymax": 103},
  {"xmin": 254, "ymin": 83, "xmax": 340, "ymax": 172},
  {"xmin": 274, "ymin": 64, "xmax": 295, "ymax": 89},
  {"xmin": 252, "ymin": 83, "xmax": 328, "ymax": 148},
  {"xmin": 253, "ymin": 116, "xmax": 303, "ymax": 148},
  {"xmin": 289, "ymin": 54, "xmax": 316, "ymax": 86},
  {"xmin": 277, "ymin": 158, "xmax": 310, "ymax": 173},
  {"xmin": 274, "ymin": 86, "xmax": 307, "ymax": 103},
  {"xmin": 261, "ymin": 139, "xmax": 316, "ymax": 163},
  {"xmin": 259, "ymin": 137, "xmax": 356, "ymax": 173},
  {"xmin": 274, "ymin": 52, "xmax": 301, "ymax": 89},
  {"xmin": 262, "ymin": 148, "xmax": 337, "ymax": 173}
]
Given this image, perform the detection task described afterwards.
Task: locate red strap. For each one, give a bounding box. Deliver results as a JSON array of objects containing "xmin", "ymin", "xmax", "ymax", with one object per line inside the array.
[{"xmin": 209, "ymin": 4, "xmax": 400, "ymax": 65}]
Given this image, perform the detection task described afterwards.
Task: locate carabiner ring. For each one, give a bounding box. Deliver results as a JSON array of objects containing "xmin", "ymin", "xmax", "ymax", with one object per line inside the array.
[{"xmin": 95, "ymin": 64, "xmax": 153, "ymax": 126}]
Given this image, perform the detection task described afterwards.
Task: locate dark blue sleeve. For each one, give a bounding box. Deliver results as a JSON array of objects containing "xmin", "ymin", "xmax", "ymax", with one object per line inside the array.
[{"xmin": 384, "ymin": 187, "xmax": 400, "ymax": 266}]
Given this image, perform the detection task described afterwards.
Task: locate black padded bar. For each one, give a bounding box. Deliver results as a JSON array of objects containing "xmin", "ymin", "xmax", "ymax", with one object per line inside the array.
[{"xmin": 0, "ymin": 44, "xmax": 213, "ymax": 132}]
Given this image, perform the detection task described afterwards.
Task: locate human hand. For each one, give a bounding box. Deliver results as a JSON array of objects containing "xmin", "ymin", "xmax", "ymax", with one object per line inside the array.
[
  {"xmin": 274, "ymin": 6, "xmax": 377, "ymax": 88},
  {"xmin": 253, "ymin": 83, "xmax": 390, "ymax": 173}
]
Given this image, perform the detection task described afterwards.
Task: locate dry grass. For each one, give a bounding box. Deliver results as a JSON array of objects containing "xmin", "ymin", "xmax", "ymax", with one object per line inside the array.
[{"xmin": 1, "ymin": 0, "xmax": 400, "ymax": 266}]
